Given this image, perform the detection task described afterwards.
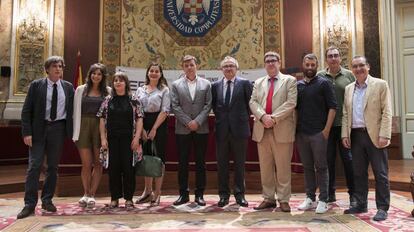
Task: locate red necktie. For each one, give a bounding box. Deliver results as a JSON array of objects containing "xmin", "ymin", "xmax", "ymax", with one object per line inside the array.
[{"xmin": 265, "ymin": 77, "xmax": 275, "ymax": 114}]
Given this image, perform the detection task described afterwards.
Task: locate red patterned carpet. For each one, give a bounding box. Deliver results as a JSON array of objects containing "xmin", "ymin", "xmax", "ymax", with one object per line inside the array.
[{"xmin": 1, "ymin": 192, "xmax": 413, "ymax": 231}]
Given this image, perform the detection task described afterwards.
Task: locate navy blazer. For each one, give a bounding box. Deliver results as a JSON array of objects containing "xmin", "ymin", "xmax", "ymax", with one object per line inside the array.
[
  {"xmin": 21, "ymin": 78, "xmax": 74, "ymax": 141},
  {"xmin": 211, "ymin": 76, "xmax": 253, "ymax": 139}
]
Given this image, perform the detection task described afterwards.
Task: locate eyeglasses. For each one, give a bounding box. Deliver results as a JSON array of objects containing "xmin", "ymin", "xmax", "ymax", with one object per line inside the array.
[
  {"xmin": 352, "ymin": 63, "xmax": 366, "ymax": 69},
  {"xmin": 265, "ymin": 59, "xmax": 279, "ymax": 64},
  {"xmin": 222, "ymin": 65, "xmax": 236, "ymax": 69},
  {"xmin": 327, "ymin": 54, "xmax": 340, "ymax": 59}
]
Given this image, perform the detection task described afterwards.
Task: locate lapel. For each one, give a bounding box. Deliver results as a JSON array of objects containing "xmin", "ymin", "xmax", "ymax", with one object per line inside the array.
[
  {"xmin": 229, "ymin": 76, "xmax": 241, "ymax": 108},
  {"xmin": 193, "ymin": 77, "xmax": 201, "ymax": 103},
  {"xmin": 181, "ymin": 77, "xmax": 192, "ymax": 102},
  {"xmin": 348, "ymin": 82, "xmax": 355, "ymax": 120},
  {"xmin": 61, "ymin": 80, "xmax": 69, "ymax": 109},
  {"xmin": 363, "ymin": 75, "xmax": 372, "ymax": 110},
  {"xmin": 217, "ymin": 78, "xmax": 224, "ymax": 105},
  {"xmin": 40, "ymin": 78, "xmax": 48, "ymax": 116},
  {"xmin": 273, "ymin": 73, "xmax": 285, "ymax": 96}
]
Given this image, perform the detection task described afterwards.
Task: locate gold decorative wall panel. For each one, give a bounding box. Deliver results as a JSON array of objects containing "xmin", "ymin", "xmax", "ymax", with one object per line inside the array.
[
  {"xmin": 323, "ymin": 0, "xmax": 351, "ymax": 67},
  {"xmin": 14, "ymin": 0, "xmax": 50, "ymax": 94},
  {"xmin": 102, "ymin": 0, "xmax": 282, "ymax": 71}
]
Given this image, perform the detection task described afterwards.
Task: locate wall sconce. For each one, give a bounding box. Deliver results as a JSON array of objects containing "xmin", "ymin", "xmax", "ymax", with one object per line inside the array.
[
  {"xmin": 14, "ymin": 0, "xmax": 49, "ymax": 94},
  {"xmin": 324, "ymin": 0, "xmax": 351, "ymax": 67}
]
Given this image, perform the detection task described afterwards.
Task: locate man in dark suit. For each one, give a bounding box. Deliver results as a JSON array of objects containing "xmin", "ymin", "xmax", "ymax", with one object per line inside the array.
[
  {"xmin": 170, "ymin": 55, "xmax": 212, "ymax": 206},
  {"xmin": 17, "ymin": 56, "xmax": 74, "ymax": 219},
  {"xmin": 211, "ymin": 56, "xmax": 252, "ymax": 207}
]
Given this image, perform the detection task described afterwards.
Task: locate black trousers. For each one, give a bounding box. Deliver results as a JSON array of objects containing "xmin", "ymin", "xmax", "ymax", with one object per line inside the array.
[
  {"xmin": 351, "ymin": 129, "xmax": 390, "ymax": 211},
  {"xmin": 216, "ymin": 134, "xmax": 247, "ymax": 198},
  {"xmin": 24, "ymin": 120, "xmax": 66, "ymax": 207},
  {"xmin": 176, "ymin": 133, "xmax": 208, "ymax": 196},
  {"xmin": 327, "ymin": 126, "xmax": 354, "ymax": 197},
  {"xmin": 108, "ymin": 133, "xmax": 135, "ymax": 201}
]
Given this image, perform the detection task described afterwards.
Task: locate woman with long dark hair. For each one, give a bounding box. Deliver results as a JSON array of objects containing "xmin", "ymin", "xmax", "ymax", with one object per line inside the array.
[
  {"xmin": 97, "ymin": 72, "xmax": 143, "ymax": 209},
  {"xmin": 134, "ymin": 63, "xmax": 170, "ymax": 206},
  {"xmin": 73, "ymin": 63, "xmax": 110, "ymax": 208}
]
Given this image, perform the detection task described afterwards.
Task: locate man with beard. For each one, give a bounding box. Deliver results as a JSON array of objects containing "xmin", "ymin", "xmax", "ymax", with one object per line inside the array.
[{"xmin": 296, "ymin": 53, "xmax": 337, "ymax": 214}]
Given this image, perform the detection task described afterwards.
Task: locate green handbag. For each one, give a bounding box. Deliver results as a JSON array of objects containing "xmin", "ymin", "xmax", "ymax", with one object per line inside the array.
[{"xmin": 135, "ymin": 140, "xmax": 163, "ymax": 177}]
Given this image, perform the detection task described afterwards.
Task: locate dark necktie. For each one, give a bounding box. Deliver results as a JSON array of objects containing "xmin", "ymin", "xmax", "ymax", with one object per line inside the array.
[
  {"xmin": 50, "ymin": 83, "xmax": 57, "ymax": 121},
  {"xmin": 224, "ymin": 80, "xmax": 231, "ymax": 106},
  {"xmin": 265, "ymin": 77, "xmax": 275, "ymax": 114}
]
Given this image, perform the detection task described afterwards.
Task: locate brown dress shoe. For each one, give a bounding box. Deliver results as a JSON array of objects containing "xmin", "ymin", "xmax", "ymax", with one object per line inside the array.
[
  {"xmin": 279, "ymin": 202, "xmax": 291, "ymax": 212},
  {"xmin": 253, "ymin": 201, "xmax": 276, "ymax": 210}
]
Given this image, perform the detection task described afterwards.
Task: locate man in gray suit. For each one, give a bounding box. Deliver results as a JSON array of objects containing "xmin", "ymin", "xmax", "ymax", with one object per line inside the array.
[
  {"xmin": 171, "ymin": 55, "xmax": 212, "ymax": 206},
  {"xmin": 211, "ymin": 56, "xmax": 252, "ymax": 207},
  {"xmin": 17, "ymin": 56, "xmax": 74, "ymax": 219}
]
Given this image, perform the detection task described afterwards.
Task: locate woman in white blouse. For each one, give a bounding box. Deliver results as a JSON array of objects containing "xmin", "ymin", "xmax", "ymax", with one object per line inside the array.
[{"xmin": 134, "ymin": 63, "xmax": 170, "ymax": 206}]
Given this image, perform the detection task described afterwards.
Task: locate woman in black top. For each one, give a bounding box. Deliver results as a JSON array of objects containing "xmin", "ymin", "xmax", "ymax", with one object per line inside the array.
[{"xmin": 97, "ymin": 72, "xmax": 143, "ymax": 209}]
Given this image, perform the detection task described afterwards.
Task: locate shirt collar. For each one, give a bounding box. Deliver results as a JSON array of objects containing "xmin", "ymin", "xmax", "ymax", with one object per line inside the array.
[
  {"xmin": 325, "ymin": 66, "xmax": 343, "ymax": 77},
  {"xmin": 267, "ymin": 73, "xmax": 279, "ymax": 80},
  {"xmin": 185, "ymin": 75, "xmax": 197, "ymax": 83},
  {"xmin": 47, "ymin": 78, "xmax": 61, "ymax": 87},
  {"xmin": 355, "ymin": 77, "xmax": 368, "ymax": 89},
  {"xmin": 223, "ymin": 76, "xmax": 236, "ymax": 83}
]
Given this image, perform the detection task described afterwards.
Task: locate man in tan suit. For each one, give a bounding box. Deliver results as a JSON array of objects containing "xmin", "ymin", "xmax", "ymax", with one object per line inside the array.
[
  {"xmin": 249, "ymin": 51, "xmax": 297, "ymax": 212},
  {"xmin": 342, "ymin": 56, "xmax": 392, "ymax": 221}
]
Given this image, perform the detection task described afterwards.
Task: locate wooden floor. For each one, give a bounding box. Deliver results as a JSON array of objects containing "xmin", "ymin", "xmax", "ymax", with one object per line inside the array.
[{"xmin": 0, "ymin": 160, "xmax": 412, "ymax": 197}]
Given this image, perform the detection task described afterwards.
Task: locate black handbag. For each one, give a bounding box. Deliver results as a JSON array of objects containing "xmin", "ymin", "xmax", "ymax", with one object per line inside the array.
[{"xmin": 135, "ymin": 140, "xmax": 163, "ymax": 177}]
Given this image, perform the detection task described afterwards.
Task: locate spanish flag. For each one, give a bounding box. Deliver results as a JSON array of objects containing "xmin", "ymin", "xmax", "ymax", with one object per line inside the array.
[{"xmin": 74, "ymin": 50, "xmax": 83, "ymax": 88}]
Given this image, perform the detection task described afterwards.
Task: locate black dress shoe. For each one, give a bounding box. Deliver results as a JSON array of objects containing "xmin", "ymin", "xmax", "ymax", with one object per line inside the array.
[
  {"xmin": 17, "ymin": 206, "xmax": 35, "ymax": 219},
  {"xmin": 235, "ymin": 196, "xmax": 248, "ymax": 207},
  {"xmin": 41, "ymin": 202, "xmax": 57, "ymax": 212},
  {"xmin": 217, "ymin": 198, "xmax": 229, "ymax": 207},
  {"xmin": 173, "ymin": 195, "xmax": 189, "ymax": 206},
  {"xmin": 344, "ymin": 206, "xmax": 368, "ymax": 214},
  {"xmin": 195, "ymin": 196, "xmax": 206, "ymax": 206}
]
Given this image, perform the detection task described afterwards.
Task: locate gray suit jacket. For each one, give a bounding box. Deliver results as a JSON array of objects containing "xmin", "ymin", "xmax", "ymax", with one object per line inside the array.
[{"xmin": 170, "ymin": 76, "xmax": 212, "ymax": 134}]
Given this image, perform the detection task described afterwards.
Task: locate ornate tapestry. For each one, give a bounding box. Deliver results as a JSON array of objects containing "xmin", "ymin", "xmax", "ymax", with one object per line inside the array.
[{"xmin": 102, "ymin": 0, "xmax": 282, "ymax": 72}]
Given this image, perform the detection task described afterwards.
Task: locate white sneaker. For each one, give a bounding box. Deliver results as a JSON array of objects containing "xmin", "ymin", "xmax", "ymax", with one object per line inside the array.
[
  {"xmin": 87, "ymin": 197, "xmax": 96, "ymax": 208},
  {"xmin": 298, "ymin": 197, "xmax": 317, "ymax": 210},
  {"xmin": 78, "ymin": 196, "xmax": 88, "ymax": 207},
  {"xmin": 315, "ymin": 201, "xmax": 328, "ymax": 214}
]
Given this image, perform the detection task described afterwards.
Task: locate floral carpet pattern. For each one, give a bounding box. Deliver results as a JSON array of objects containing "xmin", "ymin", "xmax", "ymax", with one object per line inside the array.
[{"xmin": 1, "ymin": 192, "xmax": 413, "ymax": 231}]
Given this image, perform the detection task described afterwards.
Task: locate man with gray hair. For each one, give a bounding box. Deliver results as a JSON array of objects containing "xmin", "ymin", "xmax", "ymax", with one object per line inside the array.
[
  {"xmin": 296, "ymin": 53, "xmax": 337, "ymax": 214},
  {"xmin": 249, "ymin": 51, "xmax": 297, "ymax": 212},
  {"xmin": 18, "ymin": 56, "xmax": 74, "ymax": 219},
  {"xmin": 211, "ymin": 56, "xmax": 252, "ymax": 207}
]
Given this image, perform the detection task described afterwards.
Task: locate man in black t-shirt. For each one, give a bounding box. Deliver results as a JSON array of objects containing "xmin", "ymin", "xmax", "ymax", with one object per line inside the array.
[{"xmin": 296, "ymin": 53, "xmax": 337, "ymax": 214}]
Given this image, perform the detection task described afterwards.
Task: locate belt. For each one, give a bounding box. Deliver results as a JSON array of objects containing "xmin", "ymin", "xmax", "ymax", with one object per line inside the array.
[
  {"xmin": 45, "ymin": 119, "xmax": 66, "ymax": 125},
  {"xmin": 352, "ymin": 127, "xmax": 367, "ymax": 132}
]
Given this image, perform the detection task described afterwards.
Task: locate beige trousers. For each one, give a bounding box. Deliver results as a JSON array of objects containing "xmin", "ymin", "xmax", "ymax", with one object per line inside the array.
[{"xmin": 257, "ymin": 129, "xmax": 293, "ymax": 203}]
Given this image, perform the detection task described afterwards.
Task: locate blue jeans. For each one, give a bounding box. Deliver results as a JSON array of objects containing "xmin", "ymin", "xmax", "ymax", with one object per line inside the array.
[{"xmin": 327, "ymin": 126, "xmax": 354, "ymax": 197}]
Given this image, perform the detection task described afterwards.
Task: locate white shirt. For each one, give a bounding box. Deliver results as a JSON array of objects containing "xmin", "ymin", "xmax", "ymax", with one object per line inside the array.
[
  {"xmin": 45, "ymin": 78, "xmax": 66, "ymax": 121},
  {"xmin": 186, "ymin": 76, "xmax": 197, "ymax": 101},
  {"xmin": 352, "ymin": 81, "xmax": 367, "ymax": 128}
]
